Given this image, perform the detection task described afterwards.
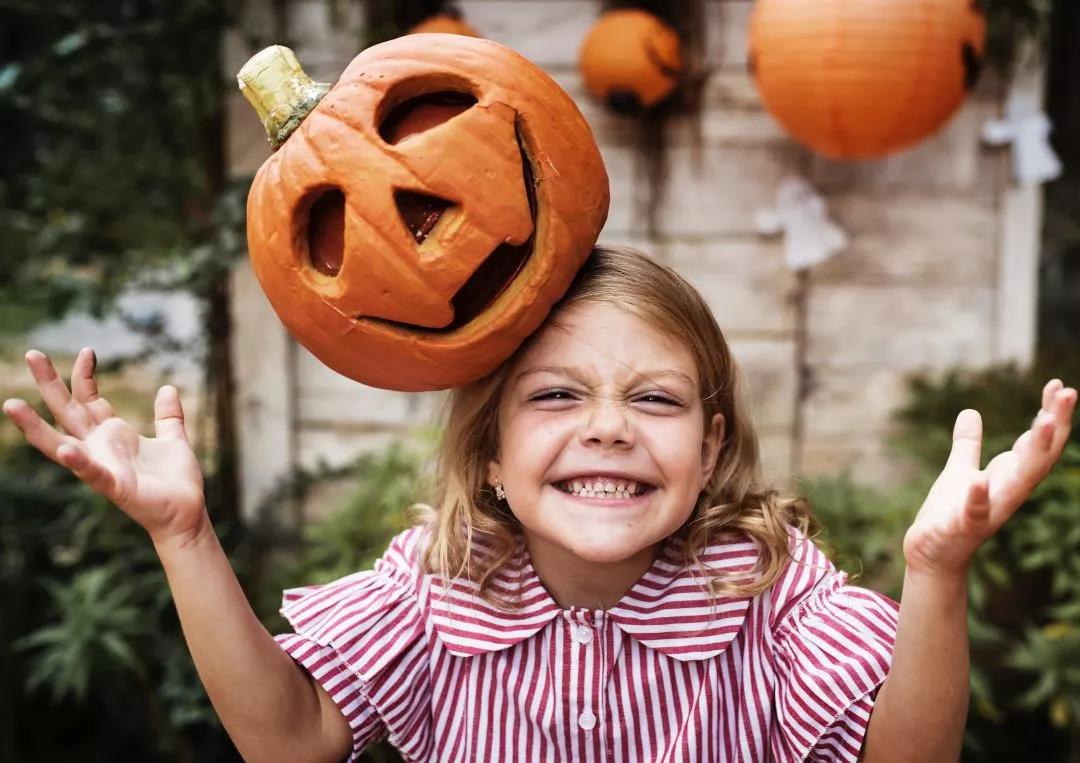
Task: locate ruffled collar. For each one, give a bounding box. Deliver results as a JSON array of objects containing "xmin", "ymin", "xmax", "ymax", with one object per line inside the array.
[{"xmin": 426, "ymin": 533, "xmax": 759, "ymax": 662}]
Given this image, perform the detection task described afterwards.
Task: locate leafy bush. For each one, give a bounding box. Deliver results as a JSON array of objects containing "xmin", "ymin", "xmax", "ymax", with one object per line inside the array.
[
  {"xmin": 0, "ymin": 438, "xmax": 234, "ymax": 762},
  {"xmin": 3, "ymin": 433, "xmax": 430, "ymax": 762},
  {"xmin": 244, "ymin": 440, "xmax": 434, "ymax": 636},
  {"xmin": 804, "ymin": 359, "xmax": 1080, "ymax": 761}
]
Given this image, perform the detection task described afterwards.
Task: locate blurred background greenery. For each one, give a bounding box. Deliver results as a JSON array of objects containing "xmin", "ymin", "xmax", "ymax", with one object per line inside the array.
[{"xmin": 1, "ymin": 0, "xmax": 1079, "ymax": 761}]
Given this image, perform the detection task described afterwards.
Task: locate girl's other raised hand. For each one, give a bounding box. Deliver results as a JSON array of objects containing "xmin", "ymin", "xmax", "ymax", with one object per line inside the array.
[
  {"xmin": 903, "ymin": 378, "xmax": 1077, "ymax": 577},
  {"xmin": 2, "ymin": 348, "xmax": 208, "ymax": 546}
]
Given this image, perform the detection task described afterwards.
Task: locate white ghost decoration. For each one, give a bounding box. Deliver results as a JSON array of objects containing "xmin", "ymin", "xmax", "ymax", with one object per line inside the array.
[
  {"xmin": 981, "ymin": 91, "xmax": 1062, "ymax": 186},
  {"xmin": 755, "ymin": 177, "xmax": 848, "ymax": 271}
]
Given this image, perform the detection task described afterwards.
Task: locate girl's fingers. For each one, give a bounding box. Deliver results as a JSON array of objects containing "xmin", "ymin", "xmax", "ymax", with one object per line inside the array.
[
  {"xmin": 2, "ymin": 398, "xmax": 67, "ymax": 462},
  {"xmin": 1002, "ymin": 387, "xmax": 1074, "ymax": 503},
  {"xmin": 1013, "ymin": 413, "xmax": 1053, "ymax": 457},
  {"xmin": 153, "ymin": 385, "xmax": 189, "ymax": 443},
  {"xmin": 1041, "ymin": 378, "xmax": 1062, "ymax": 415},
  {"xmin": 1049, "ymin": 386, "xmax": 1076, "ymax": 455},
  {"xmin": 24, "ymin": 349, "xmax": 94, "ymax": 437},
  {"xmin": 946, "ymin": 409, "xmax": 983, "ymax": 470},
  {"xmin": 70, "ymin": 347, "xmax": 116, "ymax": 424},
  {"xmin": 963, "ymin": 473, "xmax": 992, "ymax": 527},
  {"xmin": 55, "ymin": 440, "xmax": 118, "ymax": 498},
  {"xmin": 1005, "ymin": 413, "xmax": 1055, "ymax": 495}
]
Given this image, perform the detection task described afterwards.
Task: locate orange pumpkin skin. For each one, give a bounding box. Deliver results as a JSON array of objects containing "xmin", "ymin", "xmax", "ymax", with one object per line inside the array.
[
  {"xmin": 578, "ymin": 9, "xmax": 682, "ymax": 113},
  {"xmin": 245, "ymin": 34, "xmax": 609, "ymax": 391},
  {"xmin": 748, "ymin": 0, "xmax": 986, "ymax": 159},
  {"xmin": 408, "ymin": 14, "xmax": 479, "ymax": 37}
]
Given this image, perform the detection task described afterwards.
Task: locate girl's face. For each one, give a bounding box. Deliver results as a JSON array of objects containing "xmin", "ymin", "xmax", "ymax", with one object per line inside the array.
[{"xmin": 488, "ymin": 301, "xmax": 725, "ymax": 564}]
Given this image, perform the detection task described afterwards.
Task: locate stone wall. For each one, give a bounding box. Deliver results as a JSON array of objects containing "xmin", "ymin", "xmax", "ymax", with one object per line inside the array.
[{"xmin": 227, "ymin": 0, "xmax": 1042, "ymax": 520}]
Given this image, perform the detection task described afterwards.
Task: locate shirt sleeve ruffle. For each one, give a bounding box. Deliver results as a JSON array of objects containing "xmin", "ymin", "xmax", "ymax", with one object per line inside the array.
[
  {"xmin": 273, "ymin": 539, "xmax": 430, "ymax": 762},
  {"xmin": 770, "ymin": 571, "xmax": 900, "ymax": 763}
]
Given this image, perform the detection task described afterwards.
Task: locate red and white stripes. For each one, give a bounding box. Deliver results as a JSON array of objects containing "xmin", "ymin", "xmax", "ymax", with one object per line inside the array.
[{"xmin": 274, "ymin": 526, "xmax": 899, "ymax": 762}]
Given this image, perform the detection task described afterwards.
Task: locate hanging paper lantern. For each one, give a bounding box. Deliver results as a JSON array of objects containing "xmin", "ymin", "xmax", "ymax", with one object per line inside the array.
[
  {"xmin": 748, "ymin": 0, "xmax": 987, "ymax": 159},
  {"xmin": 408, "ymin": 11, "xmax": 479, "ymax": 37},
  {"xmin": 579, "ymin": 9, "xmax": 682, "ymax": 114},
  {"xmin": 238, "ymin": 36, "xmax": 609, "ymax": 391}
]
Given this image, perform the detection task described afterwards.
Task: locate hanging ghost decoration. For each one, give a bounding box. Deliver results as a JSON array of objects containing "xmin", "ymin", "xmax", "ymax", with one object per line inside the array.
[
  {"xmin": 755, "ymin": 177, "xmax": 848, "ymax": 271},
  {"xmin": 981, "ymin": 91, "xmax": 1063, "ymax": 186}
]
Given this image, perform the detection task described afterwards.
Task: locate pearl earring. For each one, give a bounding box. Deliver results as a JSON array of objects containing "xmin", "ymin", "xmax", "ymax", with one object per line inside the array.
[{"xmin": 494, "ymin": 481, "xmax": 506, "ymax": 500}]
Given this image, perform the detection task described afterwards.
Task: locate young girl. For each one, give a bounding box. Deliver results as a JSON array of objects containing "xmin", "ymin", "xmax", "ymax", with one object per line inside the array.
[{"xmin": 4, "ymin": 245, "xmax": 1075, "ymax": 762}]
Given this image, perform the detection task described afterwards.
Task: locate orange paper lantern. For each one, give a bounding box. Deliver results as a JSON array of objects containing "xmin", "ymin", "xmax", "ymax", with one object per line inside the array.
[
  {"xmin": 408, "ymin": 12, "xmax": 479, "ymax": 37},
  {"xmin": 748, "ymin": 0, "xmax": 987, "ymax": 159},
  {"xmin": 579, "ymin": 9, "xmax": 682, "ymax": 114},
  {"xmin": 238, "ymin": 36, "xmax": 609, "ymax": 391}
]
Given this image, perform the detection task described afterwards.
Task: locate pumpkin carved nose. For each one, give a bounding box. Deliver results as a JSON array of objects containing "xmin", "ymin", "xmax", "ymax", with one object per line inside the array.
[{"xmin": 395, "ymin": 191, "xmax": 453, "ymax": 244}]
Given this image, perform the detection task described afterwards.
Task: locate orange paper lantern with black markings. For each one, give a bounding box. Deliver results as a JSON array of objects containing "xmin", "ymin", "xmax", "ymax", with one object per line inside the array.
[
  {"xmin": 579, "ymin": 9, "xmax": 682, "ymax": 114},
  {"xmin": 238, "ymin": 36, "xmax": 609, "ymax": 391},
  {"xmin": 748, "ymin": 0, "xmax": 987, "ymax": 159}
]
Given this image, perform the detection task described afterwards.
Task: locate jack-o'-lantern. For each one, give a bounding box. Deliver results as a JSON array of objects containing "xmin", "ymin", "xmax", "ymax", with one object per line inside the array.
[
  {"xmin": 748, "ymin": 0, "xmax": 986, "ymax": 159},
  {"xmin": 408, "ymin": 11, "xmax": 479, "ymax": 37},
  {"xmin": 238, "ymin": 37, "xmax": 608, "ymax": 391},
  {"xmin": 579, "ymin": 9, "xmax": 682, "ymax": 114}
]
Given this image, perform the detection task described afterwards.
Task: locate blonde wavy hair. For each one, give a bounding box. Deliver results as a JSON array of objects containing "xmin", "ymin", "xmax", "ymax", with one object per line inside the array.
[{"xmin": 415, "ymin": 244, "xmax": 810, "ymax": 603}]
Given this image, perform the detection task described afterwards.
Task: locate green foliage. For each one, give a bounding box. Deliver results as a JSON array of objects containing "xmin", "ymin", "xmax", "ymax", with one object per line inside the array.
[
  {"xmin": 15, "ymin": 564, "xmax": 148, "ymax": 704},
  {"xmin": 0, "ymin": 439, "xmax": 227, "ymax": 761},
  {"xmin": 245, "ymin": 440, "xmax": 435, "ymax": 631},
  {"xmin": 0, "ymin": 0, "xmax": 234, "ymax": 333},
  {"xmin": 805, "ymin": 357, "xmax": 1080, "ymax": 760},
  {"xmin": 298, "ymin": 444, "xmax": 431, "ymax": 581},
  {"xmin": 802, "ymin": 473, "xmax": 923, "ymax": 600},
  {"xmin": 1010, "ymin": 623, "xmax": 1080, "ymax": 731},
  {"xmin": 2, "ymin": 431, "xmax": 429, "ymax": 761}
]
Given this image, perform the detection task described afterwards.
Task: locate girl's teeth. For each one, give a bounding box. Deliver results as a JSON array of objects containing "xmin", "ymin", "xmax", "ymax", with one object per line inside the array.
[{"xmin": 557, "ymin": 478, "xmax": 647, "ymax": 498}]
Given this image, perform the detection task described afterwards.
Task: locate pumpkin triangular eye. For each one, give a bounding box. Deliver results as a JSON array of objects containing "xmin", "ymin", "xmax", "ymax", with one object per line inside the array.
[
  {"xmin": 379, "ymin": 91, "xmax": 477, "ymax": 144},
  {"xmin": 394, "ymin": 190, "xmax": 453, "ymax": 243}
]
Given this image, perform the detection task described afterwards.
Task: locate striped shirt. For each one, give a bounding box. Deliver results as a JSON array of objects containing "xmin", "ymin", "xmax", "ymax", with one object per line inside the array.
[{"xmin": 274, "ymin": 526, "xmax": 899, "ymax": 762}]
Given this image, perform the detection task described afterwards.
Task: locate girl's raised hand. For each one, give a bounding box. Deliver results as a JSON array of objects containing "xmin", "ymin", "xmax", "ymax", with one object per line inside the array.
[
  {"xmin": 903, "ymin": 379, "xmax": 1077, "ymax": 577},
  {"xmin": 2, "ymin": 348, "xmax": 208, "ymax": 545}
]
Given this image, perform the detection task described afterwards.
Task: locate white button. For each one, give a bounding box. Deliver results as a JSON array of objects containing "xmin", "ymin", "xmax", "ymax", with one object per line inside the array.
[
  {"xmin": 573, "ymin": 625, "xmax": 594, "ymax": 645},
  {"xmin": 578, "ymin": 710, "xmax": 597, "ymax": 730}
]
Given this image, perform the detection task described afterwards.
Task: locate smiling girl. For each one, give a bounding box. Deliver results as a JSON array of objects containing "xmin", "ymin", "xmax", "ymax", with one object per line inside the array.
[{"xmin": 4, "ymin": 245, "xmax": 1075, "ymax": 762}]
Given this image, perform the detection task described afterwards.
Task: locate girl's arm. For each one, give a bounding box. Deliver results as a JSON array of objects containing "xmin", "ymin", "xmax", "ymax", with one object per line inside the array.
[
  {"xmin": 2, "ymin": 349, "xmax": 351, "ymax": 763},
  {"xmin": 861, "ymin": 568, "xmax": 969, "ymax": 761},
  {"xmin": 154, "ymin": 517, "xmax": 353, "ymax": 763},
  {"xmin": 861, "ymin": 381, "xmax": 1076, "ymax": 762}
]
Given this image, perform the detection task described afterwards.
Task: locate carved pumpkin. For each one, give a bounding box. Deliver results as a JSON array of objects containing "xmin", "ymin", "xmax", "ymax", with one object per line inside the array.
[
  {"xmin": 408, "ymin": 12, "xmax": 479, "ymax": 37},
  {"xmin": 578, "ymin": 9, "xmax": 682, "ymax": 114},
  {"xmin": 239, "ymin": 37, "xmax": 609, "ymax": 391},
  {"xmin": 748, "ymin": 0, "xmax": 986, "ymax": 159}
]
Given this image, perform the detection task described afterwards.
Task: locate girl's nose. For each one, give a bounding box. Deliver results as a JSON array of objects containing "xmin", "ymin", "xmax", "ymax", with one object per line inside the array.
[{"xmin": 579, "ymin": 398, "xmax": 634, "ymax": 448}]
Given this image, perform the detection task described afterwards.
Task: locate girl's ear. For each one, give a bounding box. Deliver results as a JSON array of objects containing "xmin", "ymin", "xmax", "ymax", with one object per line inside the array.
[
  {"xmin": 486, "ymin": 458, "xmax": 501, "ymax": 486},
  {"xmin": 700, "ymin": 412, "xmax": 726, "ymax": 487}
]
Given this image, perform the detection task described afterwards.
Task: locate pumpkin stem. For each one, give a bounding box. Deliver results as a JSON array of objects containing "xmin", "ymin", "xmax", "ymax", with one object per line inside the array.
[{"xmin": 237, "ymin": 45, "xmax": 331, "ymax": 150}]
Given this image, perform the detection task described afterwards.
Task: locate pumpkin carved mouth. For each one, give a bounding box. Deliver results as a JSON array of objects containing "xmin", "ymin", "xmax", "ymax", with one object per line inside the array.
[{"xmin": 303, "ymin": 92, "xmax": 537, "ymax": 334}]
